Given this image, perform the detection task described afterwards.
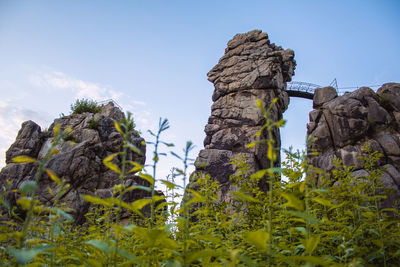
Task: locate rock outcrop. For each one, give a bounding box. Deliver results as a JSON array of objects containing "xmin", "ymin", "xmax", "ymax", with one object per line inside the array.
[
  {"xmin": 0, "ymin": 102, "xmax": 151, "ymax": 224},
  {"xmin": 191, "ymin": 30, "xmax": 296, "ymax": 200},
  {"xmin": 307, "ymin": 83, "xmax": 400, "ymax": 208}
]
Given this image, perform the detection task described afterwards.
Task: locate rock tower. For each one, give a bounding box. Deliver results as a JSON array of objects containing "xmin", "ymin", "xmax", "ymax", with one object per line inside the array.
[{"xmin": 191, "ymin": 30, "xmax": 296, "ymax": 200}]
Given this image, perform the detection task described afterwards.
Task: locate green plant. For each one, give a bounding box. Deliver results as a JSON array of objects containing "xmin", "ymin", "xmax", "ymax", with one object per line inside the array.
[
  {"xmin": 1, "ymin": 100, "xmax": 400, "ymax": 266},
  {"xmin": 89, "ymin": 117, "xmax": 100, "ymax": 130},
  {"xmin": 378, "ymin": 93, "xmax": 394, "ymax": 112},
  {"xmin": 70, "ymin": 98, "xmax": 102, "ymax": 115},
  {"xmin": 63, "ymin": 133, "xmax": 79, "ymax": 143}
]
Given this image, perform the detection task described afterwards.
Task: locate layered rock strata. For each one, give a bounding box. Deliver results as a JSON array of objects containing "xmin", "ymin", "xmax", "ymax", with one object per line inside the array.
[
  {"xmin": 307, "ymin": 83, "xmax": 400, "ymax": 208},
  {"xmin": 0, "ymin": 102, "xmax": 151, "ymax": 224},
  {"xmin": 191, "ymin": 30, "xmax": 296, "ymax": 200}
]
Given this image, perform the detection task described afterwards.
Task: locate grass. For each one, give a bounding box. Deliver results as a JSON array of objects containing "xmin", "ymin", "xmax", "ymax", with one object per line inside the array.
[{"xmin": 0, "ymin": 99, "xmax": 399, "ymax": 266}]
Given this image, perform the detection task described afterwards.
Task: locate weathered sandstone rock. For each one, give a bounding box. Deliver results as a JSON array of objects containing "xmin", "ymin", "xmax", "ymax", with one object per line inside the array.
[
  {"xmin": 307, "ymin": 83, "xmax": 400, "ymax": 208},
  {"xmin": 0, "ymin": 102, "xmax": 151, "ymax": 224},
  {"xmin": 190, "ymin": 30, "xmax": 296, "ymax": 201}
]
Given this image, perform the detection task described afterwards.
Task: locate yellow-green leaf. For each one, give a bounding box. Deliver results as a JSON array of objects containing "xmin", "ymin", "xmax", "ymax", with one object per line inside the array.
[
  {"xmin": 54, "ymin": 124, "xmax": 60, "ymax": 137},
  {"xmin": 83, "ymin": 195, "xmax": 111, "ymax": 207},
  {"xmin": 250, "ymin": 169, "xmax": 268, "ymax": 180},
  {"xmin": 243, "ymin": 229, "xmax": 269, "ymax": 251},
  {"xmin": 281, "ymin": 192, "xmax": 304, "ymax": 211},
  {"xmin": 17, "ymin": 197, "xmax": 31, "ymax": 210},
  {"xmin": 161, "ymin": 180, "xmax": 177, "ymax": 190},
  {"xmin": 103, "ymin": 153, "xmax": 120, "ymax": 162},
  {"xmin": 304, "ymin": 235, "xmax": 320, "ymax": 255},
  {"xmin": 46, "ymin": 169, "xmax": 61, "ymax": 185},
  {"xmin": 12, "ymin": 156, "xmax": 37, "ymax": 163},
  {"xmin": 311, "ymin": 197, "xmax": 333, "ymax": 207},
  {"xmin": 131, "ymin": 198, "xmax": 152, "ymax": 210},
  {"xmin": 138, "ymin": 173, "xmax": 155, "ymax": 185},
  {"xmin": 103, "ymin": 161, "xmax": 121, "ymax": 174},
  {"xmin": 232, "ymin": 191, "xmax": 261, "ymax": 203},
  {"xmin": 299, "ymin": 181, "xmax": 306, "ymax": 193},
  {"xmin": 152, "ymin": 195, "xmax": 165, "ymax": 202},
  {"xmin": 114, "ymin": 120, "xmax": 123, "ymax": 135}
]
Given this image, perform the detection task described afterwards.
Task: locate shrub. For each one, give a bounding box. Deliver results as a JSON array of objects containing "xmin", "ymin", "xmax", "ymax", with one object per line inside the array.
[
  {"xmin": 1, "ymin": 101, "xmax": 399, "ymax": 266},
  {"xmin": 378, "ymin": 93, "xmax": 394, "ymax": 112},
  {"xmin": 89, "ymin": 117, "xmax": 99, "ymax": 130},
  {"xmin": 70, "ymin": 98, "xmax": 102, "ymax": 115}
]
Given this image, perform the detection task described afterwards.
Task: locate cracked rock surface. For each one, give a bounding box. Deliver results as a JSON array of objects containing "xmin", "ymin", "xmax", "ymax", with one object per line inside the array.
[
  {"xmin": 307, "ymin": 84, "xmax": 400, "ymax": 208},
  {"xmin": 190, "ymin": 30, "xmax": 296, "ymax": 201},
  {"xmin": 0, "ymin": 102, "xmax": 150, "ymax": 224}
]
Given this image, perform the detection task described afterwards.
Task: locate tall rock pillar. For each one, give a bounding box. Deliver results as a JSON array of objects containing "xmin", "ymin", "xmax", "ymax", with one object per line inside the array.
[{"xmin": 191, "ymin": 30, "xmax": 296, "ymax": 200}]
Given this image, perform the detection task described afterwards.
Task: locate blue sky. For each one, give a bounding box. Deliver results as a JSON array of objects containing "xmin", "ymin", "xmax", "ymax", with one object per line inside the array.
[{"xmin": 0, "ymin": 0, "xmax": 399, "ymax": 186}]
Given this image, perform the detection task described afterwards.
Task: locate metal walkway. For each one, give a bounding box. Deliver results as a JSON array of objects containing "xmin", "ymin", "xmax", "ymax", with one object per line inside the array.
[
  {"xmin": 286, "ymin": 81, "xmax": 322, "ymax": 100},
  {"xmin": 286, "ymin": 80, "xmax": 382, "ymax": 100}
]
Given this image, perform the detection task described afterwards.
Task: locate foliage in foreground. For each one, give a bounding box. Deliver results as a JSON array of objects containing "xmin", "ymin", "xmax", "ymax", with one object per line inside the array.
[{"xmin": 0, "ymin": 100, "xmax": 400, "ymax": 266}]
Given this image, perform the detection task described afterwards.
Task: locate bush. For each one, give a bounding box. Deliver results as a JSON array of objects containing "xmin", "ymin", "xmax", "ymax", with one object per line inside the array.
[
  {"xmin": 1, "ymin": 101, "xmax": 399, "ymax": 266},
  {"xmin": 70, "ymin": 98, "xmax": 102, "ymax": 115}
]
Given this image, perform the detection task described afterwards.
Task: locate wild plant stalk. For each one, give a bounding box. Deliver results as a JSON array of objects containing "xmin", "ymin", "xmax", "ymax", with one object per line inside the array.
[
  {"xmin": 147, "ymin": 118, "xmax": 172, "ymax": 226},
  {"xmin": 171, "ymin": 140, "xmax": 194, "ymax": 266},
  {"xmin": 15, "ymin": 125, "xmax": 69, "ymax": 249},
  {"xmin": 248, "ymin": 98, "xmax": 285, "ymax": 265},
  {"xmin": 111, "ymin": 112, "xmax": 139, "ymax": 265}
]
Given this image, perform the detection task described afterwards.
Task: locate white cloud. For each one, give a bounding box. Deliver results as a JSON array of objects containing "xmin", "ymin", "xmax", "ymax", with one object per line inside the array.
[{"xmin": 28, "ymin": 70, "xmax": 123, "ymax": 102}]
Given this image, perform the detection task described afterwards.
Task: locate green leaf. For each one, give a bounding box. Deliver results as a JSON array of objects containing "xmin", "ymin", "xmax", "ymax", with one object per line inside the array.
[
  {"xmin": 19, "ymin": 180, "xmax": 38, "ymax": 195},
  {"xmin": 281, "ymin": 192, "xmax": 304, "ymax": 211},
  {"xmin": 243, "ymin": 229, "xmax": 269, "ymax": 251},
  {"xmin": 250, "ymin": 169, "xmax": 268, "ymax": 180},
  {"xmin": 127, "ymin": 143, "xmax": 141, "ymax": 154},
  {"xmin": 103, "ymin": 161, "xmax": 121, "ymax": 174},
  {"xmin": 161, "ymin": 180, "xmax": 178, "ymax": 190},
  {"xmin": 16, "ymin": 197, "xmax": 31, "ymax": 210},
  {"xmin": 12, "ymin": 155, "xmax": 37, "ymax": 163},
  {"xmin": 311, "ymin": 197, "xmax": 333, "ymax": 207},
  {"xmin": 139, "ymin": 173, "xmax": 155, "ymax": 185},
  {"xmin": 86, "ymin": 239, "xmax": 111, "ymax": 254},
  {"xmin": 83, "ymin": 195, "xmax": 111, "ymax": 207},
  {"xmin": 114, "ymin": 120, "xmax": 123, "ymax": 135},
  {"xmin": 131, "ymin": 198, "xmax": 152, "ymax": 210},
  {"xmin": 7, "ymin": 245, "xmax": 53, "ymax": 265},
  {"xmin": 103, "ymin": 153, "xmax": 120, "ymax": 162},
  {"xmin": 53, "ymin": 207, "xmax": 74, "ymax": 221},
  {"xmin": 283, "ymin": 210, "xmax": 320, "ymax": 224},
  {"xmin": 187, "ymin": 190, "xmax": 206, "ymax": 205},
  {"xmin": 125, "ymin": 185, "xmax": 152, "ymax": 192},
  {"xmin": 288, "ymin": 255, "xmax": 332, "ymax": 266},
  {"xmin": 304, "ymin": 235, "xmax": 320, "ymax": 255},
  {"xmin": 170, "ymin": 151, "xmax": 182, "ymax": 160},
  {"xmin": 232, "ymin": 191, "xmax": 261, "ymax": 203},
  {"xmin": 152, "ymin": 195, "xmax": 165, "ymax": 202},
  {"xmin": 156, "ymin": 202, "xmax": 168, "ymax": 211},
  {"xmin": 268, "ymin": 167, "xmax": 283, "ymax": 174},
  {"xmin": 46, "ymin": 169, "xmax": 61, "ymax": 185}
]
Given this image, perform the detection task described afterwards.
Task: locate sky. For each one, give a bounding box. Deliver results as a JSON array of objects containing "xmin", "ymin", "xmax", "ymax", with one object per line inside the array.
[{"xmin": 0, "ymin": 0, "xmax": 399, "ymax": 189}]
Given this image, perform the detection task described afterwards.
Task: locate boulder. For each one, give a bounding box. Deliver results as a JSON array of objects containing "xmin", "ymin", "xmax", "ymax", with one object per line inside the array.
[{"xmin": 313, "ymin": 86, "xmax": 337, "ymax": 108}]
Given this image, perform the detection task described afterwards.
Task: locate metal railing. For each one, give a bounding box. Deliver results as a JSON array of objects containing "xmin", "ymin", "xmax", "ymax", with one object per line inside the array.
[{"xmin": 96, "ymin": 99, "xmax": 123, "ymax": 111}]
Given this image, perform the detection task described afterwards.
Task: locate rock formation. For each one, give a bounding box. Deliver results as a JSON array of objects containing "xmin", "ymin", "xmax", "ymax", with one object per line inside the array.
[
  {"xmin": 307, "ymin": 83, "xmax": 400, "ymax": 208},
  {"xmin": 0, "ymin": 102, "xmax": 152, "ymax": 224},
  {"xmin": 191, "ymin": 30, "xmax": 296, "ymax": 200}
]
